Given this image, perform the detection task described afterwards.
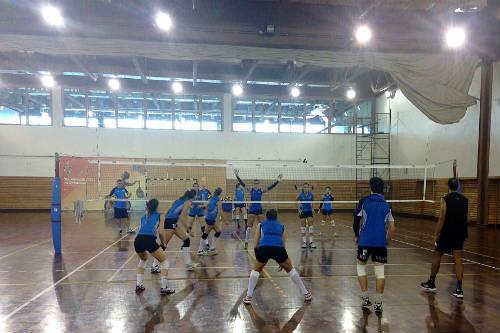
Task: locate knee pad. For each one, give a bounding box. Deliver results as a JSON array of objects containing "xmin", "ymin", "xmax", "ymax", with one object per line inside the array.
[
  {"xmin": 374, "ymin": 263, "xmax": 385, "ymax": 279},
  {"xmin": 201, "ymin": 226, "xmax": 205, "ymax": 232},
  {"xmin": 243, "ymin": 214, "xmax": 248, "ymax": 220},
  {"xmin": 138, "ymin": 259, "xmax": 147, "ymax": 269},
  {"xmin": 308, "ymin": 226, "xmax": 314, "ymax": 233},
  {"xmin": 356, "ymin": 261, "xmax": 367, "ymax": 277},
  {"xmin": 214, "ymin": 231, "xmax": 221, "ymax": 238},
  {"xmin": 300, "ymin": 227, "xmax": 306, "ymax": 234},
  {"xmin": 201, "ymin": 233, "xmax": 209, "ymax": 240},
  {"xmin": 160, "ymin": 259, "xmax": 169, "ymax": 270},
  {"xmin": 250, "ymin": 270, "xmax": 260, "ymax": 278},
  {"xmin": 182, "ymin": 238, "xmax": 191, "ymax": 248},
  {"xmin": 235, "ymin": 215, "xmax": 240, "ymax": 220}
]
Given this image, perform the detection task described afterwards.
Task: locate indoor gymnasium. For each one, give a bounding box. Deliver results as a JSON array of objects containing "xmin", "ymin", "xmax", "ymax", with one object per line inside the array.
[{"xmin": 0, "ymin": 1, "xmax": 499, "ymax": 332}]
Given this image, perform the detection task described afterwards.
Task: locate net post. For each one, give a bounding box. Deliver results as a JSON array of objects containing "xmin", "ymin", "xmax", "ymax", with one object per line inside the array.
[
  {"xmin": 423, "ymin": 164, "xmax": 428, "ymax": 201},
  {"xmin": 51, "ymin": 152, "xmax": 62, "ymax": 255}
]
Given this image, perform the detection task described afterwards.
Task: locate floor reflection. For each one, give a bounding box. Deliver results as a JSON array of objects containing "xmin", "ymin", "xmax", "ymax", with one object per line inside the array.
[
  {"xmin": 245, "ymin": 302, "xmax": 310, "ymax": 333},
  {"xmin": 424, "ymin": 293, "xmax": 475, "ymax": 333}
]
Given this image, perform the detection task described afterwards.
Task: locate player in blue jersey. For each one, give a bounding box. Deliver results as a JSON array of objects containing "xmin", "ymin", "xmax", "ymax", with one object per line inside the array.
[
  {"xmin": 198, "ymin": 187, "xmax": 223, "ymax": 256},
  {"xmin": 296, "ymin": 183, "xmax": 316, "ymax": 248},
  {"xmin": 243, "ymin": 209, "xmax": 312, "ymax": 305},
  {"xmin": 353, "ymin": 177, "xmax": 395, "ymax": 314},
  {"xmin": 220, "ymin": 196, "xmax": 233, "ymax": 224},
  {"xmin": 186, "ymin": 182, "xmax": 211, "ymax": 248},
  {"xmin": 318, "ymin": 186, "xmax": 336, "ymax": 237},
  {"xmin": 233, "ymin": 183, "xmax": 247, "ymax": 236},
  {"xmin": 134, "ymin": 199, "xmax": 174, "ymax": 295},
  {"xmin": 150, "ymin": 189, "xmax": 198, "ymax": 273},
  {"xmin": 234, "ymin": 169, "xmax": 283, "ymax": 250},
  {"xmin": 109, "ymin": 179, "xmax": 134, "ymax": 235}
]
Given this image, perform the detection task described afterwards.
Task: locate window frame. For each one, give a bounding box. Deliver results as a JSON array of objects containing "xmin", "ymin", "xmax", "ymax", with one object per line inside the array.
[{"xmin": 0, "ymin": 87, "xmax": 52, "ymax": 126}]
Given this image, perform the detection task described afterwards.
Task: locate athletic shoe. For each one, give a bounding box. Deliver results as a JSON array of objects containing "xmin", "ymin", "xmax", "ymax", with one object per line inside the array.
[
  {"xmin": 421, "ymin": 280, "xmax": 437, "ymax": 292},
  {"xmin": 320, "ymin": 220, "xmax": 326, "ymax": 226},
  {"xmin": 244, "ymin": 242, "xmax": 248, "ymax": 250},
  {"xmin": 160, "ymin": 287, "xmax": 175, "ymax": 295},
  {"xmin": 243, "ymin": 295, "xmax": 252, "ymax": 305},
  {"xmin": 197, "ymin": 250, "xmax": 209, "ymax": 256},
  {"xmin": 150, "ymin": 265, "xmax": 161, "ymax": 274},
  {"xmin": 186, "ymin": 263, "xmax": 199, "ymax": 271},
  {"xmin": 135, "ymin": 285, "xmax": 145, "ymax": 293},
  {"xmin": 127, "ymin": 228, "xmax": 135, "ymax": 234},
  {"xmin": 331, "ymin": 220, "xmax": 336, "ymax": 227},
  {"xmin": 205, "ymin": 243, "xmax": 210, "ymax": 251},
  {"xmin": 309, "ymin": 242, "xmax": 317, "ymax": 249},
  {"xmin": 209, "ymin": 248, "xmax": 217, "ymax": 256},
  {"xmin": 452, "ymin": 288, "xmax": 464, "ymax": 299},
  {"xmin": 301, "ymin": 241, "xmax": 308, "ymax": 248},
  {"xmin": 119, "ymin": 229, "xmax": 123, "ymax": 235},
  {"xmin": 374, "ymin": 301, "xmax": 383, "ymax": 314},
  {"xmin": 361, "ymin": 296, "xmax": 372, "ymax": 308},
  {"xmin": 304, "ymin": 291, "xmax": 312, "ymax": 302}
]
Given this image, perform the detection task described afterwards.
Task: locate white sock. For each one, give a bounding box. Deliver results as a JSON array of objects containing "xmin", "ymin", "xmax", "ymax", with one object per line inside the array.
[
  {"xmin": 211, "ymin": 235, "xmax": 219, "ymax": 249},
  {"xmin": 161, "ymin": 276, "xmax": 168, "ymax": 289},
  {"xmin": 152, "ymin": 258, "xmax": 159, "ymax": 268},
  {"xmin": 136, "ymin": 273, "xmax": 144, "ymax": 286},
  {"xmin": 198, "ymin": 238, "xmax": 206, "ymax": 252},
  {"xmin": 301, "ymin": 227, "xmax": 306, "ymax": 243},
  {"xmin": 204, "ymin": 237, "xmax": 209, "ymax": 246},
  {"xmin": 182, "ymin": 246, "xmax": 192, "ymax": 265},
  {"xmin": 245, "ymin": 227, "xmax": 251, "ymax": 243},
  {"xmin": 289, "ymin": 268, "xmax": 308, "ymax": 295},
  {"xmin": 376, "ymin": 293, "xmax": 383, "ymax": 303},
  {"xmin": 247, "ymin": 270, "xmax": 260, "ymax": 297},
  {"xmin": 308, "ymin": 226, "xmax": 314, "ymax": 243}
]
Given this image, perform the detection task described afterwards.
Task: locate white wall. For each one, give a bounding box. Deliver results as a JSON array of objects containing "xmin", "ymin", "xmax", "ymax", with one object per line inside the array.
[
  {"xmin": 0, "ymin": 92, "xmax": 356, "ymax": 177},
  {"xmin": 378, "ymin": 61, "xmax": 500, "ymax": 178}
]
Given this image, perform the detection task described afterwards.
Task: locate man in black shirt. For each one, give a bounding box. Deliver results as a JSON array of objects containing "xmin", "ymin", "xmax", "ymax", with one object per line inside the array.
[{"xmin": 421, "ymin": 178, "xmax": 468, "ymax": 299}]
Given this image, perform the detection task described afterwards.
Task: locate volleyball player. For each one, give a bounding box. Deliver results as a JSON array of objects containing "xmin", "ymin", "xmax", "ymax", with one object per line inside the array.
[
  {"xmin": 421, "ymin": 178, "xmax": 468, "ymax": 299},
  {"xmin": 243, "ymin": 209, "xmax": 312, "ymax": 304},
  {"xmin": 220, "ymin": 196, "xmax": 233, "ymax": 224},
  {"xmin": 318, "ymin": 186, "xmax": 336, "ymax": 237},
  {"xmin": 151, "ymin": 189, "xmax": 197, "ymax": 273},
  {"xmin": 186, "ymin": 182, "xmax": 211, "ymax": 247},
  {"xmin": 233, "ymin": 183, "xmax": 247, "ymax": 236},
  {"xmin": 354, "ymin": 177, "xmax": 395, "ymax": 314},
  {"xmin": 134, "ymin": 199, "xmax": 174, "ymax": 295},
  {"xmin": 234, "ymin": 169, "xmax": 283, "ymax": 250},
  {"xmin": 198, "ymin": 187, "xmax": 223, "ymax": 256},
  {"xmin": 109, "ymin": 179, "xmax": 134, "ymax": 235},
  {"xmin": 296, "ymin": 183, "xmax": 316, "ymax": 248}
]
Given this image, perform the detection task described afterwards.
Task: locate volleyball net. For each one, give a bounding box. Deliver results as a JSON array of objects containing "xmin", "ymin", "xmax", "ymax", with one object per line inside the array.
[{"xmin": 59, "ymin": 156, "xmax": 443, "ymax": 223}]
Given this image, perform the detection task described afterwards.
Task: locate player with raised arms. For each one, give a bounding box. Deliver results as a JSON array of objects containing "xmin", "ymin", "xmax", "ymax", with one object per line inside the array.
[
  {"xmin": 198, "ymin": 187, "xmax": 223, "ymax": 256},
  {"xmin": 296, "ymin": 183, "xmax": 316, "ymax": 248},
  {"xmin": 233, "ymin": 183, "xmax": 248, "ymax": 236},
  {"xmin": 234, "ymin": 169, "xmax": 283, "ymax": 250},
  {"xmin": 134, "ymin": 199, "xmax": 174, "ymax": 295}
]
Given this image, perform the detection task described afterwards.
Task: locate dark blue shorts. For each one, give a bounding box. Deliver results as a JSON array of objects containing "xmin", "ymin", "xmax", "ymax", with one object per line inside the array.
[
  {"xmin": 222, "ymin": 203, "xmax": 233, "ymax": 212},
  {"xmin": 249, "ymin": 208, "xmax": 263, "ymax": 216},
  {"xmin": 164, "ymin": 218, "xmax": 178, "ymax": 230},
  {"xmin": 114, "ymin": 208, "xmax": 128, "ymax": 219},
  {"xmin": 234, "ymin": 203, "xmax": 246, "ymax": 209},
  {"xmin": 435, "ymin": 236, "xmax": 465, "ymax": 253},
  {"xmin": 134, "ymin": 235, "xmax": 160, "ymax": 253},
  {"xmin": 205, "ymin": 218, "xmax": 216, "ymax": 226},
  {"xmin": 299, "ymin": 211, "xmax": 313, "ymax": 219},
  {"xmin": 321, "ymin": 209, "xmax": 334, "ymax": 216}
]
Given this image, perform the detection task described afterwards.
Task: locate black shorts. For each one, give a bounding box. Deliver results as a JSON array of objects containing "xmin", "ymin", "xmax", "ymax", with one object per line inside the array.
[
  {"xmin": 234, "ymin": 203, "xmax": 246, "ymax": 209},
  {"xmin": 249, "ymin": 208, "xmax": 263, "ymax": 216},
  {"xmin": 321, "ymin": 209, "xmax": 333, "ymax": 216},
  {"xmin": 357, "ymin": 246, "xmax": 388, "ymax": 264},
  {"xmin": 299, "ymin": 211, "xmax": 313, "ymax": 219},
  {"xmin": 134, "ymin": 235, "xmax": 160, "ymax": 253},
  {"xmin": 255, "ymin": 246, "xmax": 289, "ymax": 264},
  {"xmin": 435, "ymin": 236, "xmax": 465, "ymax": 253},
  {"xmin": 114, "ymin": 208, "xmax": 128, "ymax": 219},
  {"xmin": 164, "ymin": 218, "xmax": 178, "ymax": 230}
]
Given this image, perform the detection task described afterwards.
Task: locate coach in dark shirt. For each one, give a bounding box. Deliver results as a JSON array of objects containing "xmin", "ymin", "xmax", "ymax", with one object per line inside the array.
[{"xmin": 421, "ymin": 178, "xmax": 468, "ymax": 299}]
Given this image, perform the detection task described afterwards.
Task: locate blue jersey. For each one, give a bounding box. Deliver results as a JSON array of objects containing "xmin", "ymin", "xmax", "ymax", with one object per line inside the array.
[
  {"xmin": 298, "ymin": 192, "xmax": 314, "ymax": 212},
  {"xmin": 137, "ymin": 212, "xmax": 160, "ymax": 237},
  {"xmin": 110, "ymin": 187, "xmax": 128, "ymax": 209},
  {"xmin": 235, "ymin": 188, "xmax": 245, "ymax": 203},
  {"xmin": 249, "ymin": 188, "xmax": 263, "ymax": 210},
  {"xmin": 258, "ymin": 219, "xmax": 285, "ymax": 247},
  {"xmin": 191, "ymin": 188, "xmax": 211, "ymax": 210},
  {"xmin": 322, "ymin": 194, "xmax": 334, "ymax": 211},
  {"xmin": 357, "ymin": 194, "xmax": 394, "ymax": 247},
  {"xmin": 166, "ymin": 199, "xmax": 186, "ymax": 220},
  {"xmin": 205, "ymin": 195, "xmax": 220, "ymax": 221}
]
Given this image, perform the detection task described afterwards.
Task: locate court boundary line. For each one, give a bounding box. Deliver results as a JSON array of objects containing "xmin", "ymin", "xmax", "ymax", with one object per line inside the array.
[
  {"xmin": 5, "ymin": 231, "xmax": 134, "ymax": 320},
  {"xmin": 106, "ymin": 252, "xmax": 136, "ymax": 282},
  {"xmin": 0, "ymin": 239, "xmax": 50, "ymax": 261}
]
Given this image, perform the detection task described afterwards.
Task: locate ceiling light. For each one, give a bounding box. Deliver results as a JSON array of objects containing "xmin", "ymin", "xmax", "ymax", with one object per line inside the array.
[
  {"xmin": 445, "ymin": 26, "xmax": 466, "ymax": 49},
  {"xmin": 108, "ymin": 78, "xmax": 120, "ymax": 91},
  {"xmin": 40, "ymin": 75, "xmax": 55, "ymax": 88},
  {"xmin": 290, "ymin": 86, "xmax": 300, "ymax": 98},
  {"xmin": 232, "ymin": 83, "xmax": 243, "ymax": 96},
  {"xmin": 355, "ymin": 25, "xmax": 372, "ymax": 44},
  {"xmin": 41, "ymin": 5, "xmax": 64, "ymax": 27},
  {"xmin": 155, "ymin": 11, "xmax": 173, "ymax": 31},
  {"xmin": 172, "ymin": 81, "xmax": 183, "ymax": 94},
  {"xmin": 346, "ymin": 88, "xmax": 356, "ymax": 100}
]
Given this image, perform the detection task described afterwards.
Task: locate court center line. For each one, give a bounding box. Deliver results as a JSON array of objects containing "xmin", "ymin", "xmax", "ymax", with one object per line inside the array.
[
  {"xmin": 0, "ymin": 239, "xmax": 51, "ymax": 261},
  {"xmin": 106, "ymin": 251, "xmax": 137, "ymax": 282},
  {"xmin": 5, "ymin": 230, "xmax": 135, "ymax": 320}
]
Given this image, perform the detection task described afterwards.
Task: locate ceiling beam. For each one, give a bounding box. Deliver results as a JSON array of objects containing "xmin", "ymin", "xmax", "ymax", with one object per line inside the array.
[
  {"xmin": 132, "ymin": 57, "xmax": 148, "ymax": 84},
  {"xmin": 70, "ymin": 56, "xmax": 98, "ymax": 82}
]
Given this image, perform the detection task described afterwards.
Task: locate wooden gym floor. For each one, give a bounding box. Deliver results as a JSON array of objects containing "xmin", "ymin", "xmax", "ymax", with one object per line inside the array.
[{"xmin": 0, "ymin": 211, "xmax": 499, "ymax": 333}]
